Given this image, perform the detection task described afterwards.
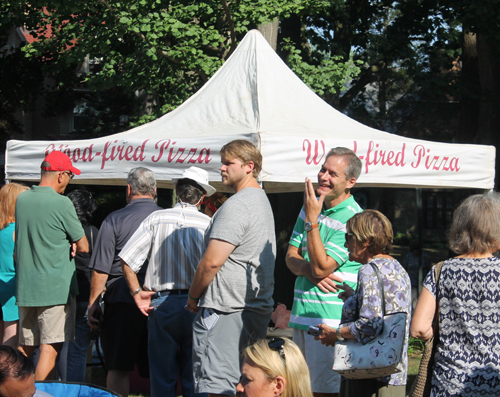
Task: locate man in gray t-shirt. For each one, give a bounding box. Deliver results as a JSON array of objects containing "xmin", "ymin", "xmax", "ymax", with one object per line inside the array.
[{"xmin": 187, "ymin": 140, "xmax": 276, "ymax": 396}]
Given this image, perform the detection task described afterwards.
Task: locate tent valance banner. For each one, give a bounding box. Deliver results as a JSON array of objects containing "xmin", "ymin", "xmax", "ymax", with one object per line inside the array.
[{"xmin": 5, "ymin": 30, "xmax": 496, "ymax": 192}]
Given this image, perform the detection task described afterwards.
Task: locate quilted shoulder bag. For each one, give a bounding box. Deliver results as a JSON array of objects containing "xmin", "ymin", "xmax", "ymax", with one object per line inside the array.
[{"xmin": 333, "ymin": 263, "xmax": 408, "ymax": 379}]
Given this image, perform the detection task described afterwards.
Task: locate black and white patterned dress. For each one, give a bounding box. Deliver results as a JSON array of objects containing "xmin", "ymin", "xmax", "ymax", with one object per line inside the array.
[{"xmin": 423, "ymin": 257, "xmax": 500, "ymax": 397}]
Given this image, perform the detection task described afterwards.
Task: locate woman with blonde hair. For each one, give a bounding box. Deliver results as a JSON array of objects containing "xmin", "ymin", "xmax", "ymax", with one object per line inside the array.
[
  {"xmin": 0, "ymin": 183, "xmax": 29, "ymax": 347},
  {"xmin": 236, "ymin": 337, "xmax": 313, "ymax": 397}
]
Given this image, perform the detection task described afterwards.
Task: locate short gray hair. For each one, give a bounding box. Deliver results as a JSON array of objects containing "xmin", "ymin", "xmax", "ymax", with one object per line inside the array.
[
  {"xmin": 127, "ymin": 167, "xmax": 156, "ymax": 197},
  {"xmin": 40, "ymin": 161, "xmax": 57, "ymax": 178},
  {"xmin": 449, "ymin": 192, "xmax": 500, "ymax": 255},
  {"xmin": 326, "ymin": 147, "xmax": 362, "ymax": 180}
]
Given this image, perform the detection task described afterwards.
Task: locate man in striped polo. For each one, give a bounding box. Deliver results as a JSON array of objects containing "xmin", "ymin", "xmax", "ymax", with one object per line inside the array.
[
  {"xmin": 286, "ymin": 147, "xmax": 363, "ymax": 397},
  {"xmin": 120, "ymin": 166, "xmax": 215, "ymax": 397}
]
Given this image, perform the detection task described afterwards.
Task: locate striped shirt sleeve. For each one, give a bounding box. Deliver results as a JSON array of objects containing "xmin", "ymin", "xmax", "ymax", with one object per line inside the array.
[{"xmin": 119, "ymin": 216, "xmax": 153, "ymax": 273}]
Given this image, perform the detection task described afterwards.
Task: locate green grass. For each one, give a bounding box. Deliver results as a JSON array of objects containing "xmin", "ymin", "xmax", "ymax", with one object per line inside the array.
[{"xmin": 407, "ymin": 345, "xmax": 423, "ymax": 394}]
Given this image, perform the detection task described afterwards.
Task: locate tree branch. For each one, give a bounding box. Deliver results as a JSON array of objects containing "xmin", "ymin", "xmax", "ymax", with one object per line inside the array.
[
  {"xmin": 221, "ymin": 0, "xmax": 237, "ymax": 59},
  {"xmin": 200, "ymin": 44, "xmax": 220, "ymax": 55},
  {"xmin": 338, "ymin": 59, "xmax": 386, "ymax": 111}
]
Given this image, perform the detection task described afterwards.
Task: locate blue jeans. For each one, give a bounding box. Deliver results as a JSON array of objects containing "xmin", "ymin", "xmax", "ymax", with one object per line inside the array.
[
  {"xmin": 148, "ymin": 292, "xmax": 206, "ymax": 397},
  {"xmin": 66, "ymin": 301, "xmax": 92, "ymax": 382}
]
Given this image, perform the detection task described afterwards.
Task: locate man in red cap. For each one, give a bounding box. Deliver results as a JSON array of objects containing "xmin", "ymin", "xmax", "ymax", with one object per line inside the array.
[{"xmin": 14, "ymin": 151, "xmax": 89, "ymax": 380}]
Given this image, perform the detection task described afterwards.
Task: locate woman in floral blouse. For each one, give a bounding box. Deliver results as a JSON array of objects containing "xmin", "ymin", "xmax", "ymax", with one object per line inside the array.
[{"xmin": 315, "ymin": 210, "xmax": 411, "ymax": 397}]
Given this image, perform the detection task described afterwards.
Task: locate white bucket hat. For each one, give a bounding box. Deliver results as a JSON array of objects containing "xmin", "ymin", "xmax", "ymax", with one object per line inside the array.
[{"xmin": 172, "ymin": 166, "xmax": 216, "ymax": 197}]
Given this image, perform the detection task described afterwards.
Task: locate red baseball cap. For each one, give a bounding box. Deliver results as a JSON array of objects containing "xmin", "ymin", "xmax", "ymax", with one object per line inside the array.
[{"xmin": 41, "ymin": 151, "xmax": 81, "ymax": 175}]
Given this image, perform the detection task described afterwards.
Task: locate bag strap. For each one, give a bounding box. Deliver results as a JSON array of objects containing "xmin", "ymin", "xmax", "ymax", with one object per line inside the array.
[
  {"xmin": 369, "ymin": 263, "xmax": 386, "ymax": 317},
  {"xmin": 90, "ymin": 226, "xmax": 94, "ymax": 253},
  {"xmin": 432, "ymin": 260, "xmax": 445, "ymax": 335},
  {"xmin": 434, "ymin": 260, "xmax": 444, "ymax": 287},
  {"xmin": 86, "ymin": 226, "xmax": 95, "ymax": 280}
]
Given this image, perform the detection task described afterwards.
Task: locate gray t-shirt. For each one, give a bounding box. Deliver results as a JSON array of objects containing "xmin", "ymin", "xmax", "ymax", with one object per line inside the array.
[{"xmin": 200, "ymin": 188, "xmax": 276, "ymax": 315}]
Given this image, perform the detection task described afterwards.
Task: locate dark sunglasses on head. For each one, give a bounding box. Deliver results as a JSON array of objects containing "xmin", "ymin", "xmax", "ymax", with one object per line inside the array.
[
  {"xmin": 345, "ymin": 232, "xmax": 354, "ymax": 241},
  {"xmin": 64, "ymin": 171, "xmax": 75, "ymax": 180},
  {"xmin": 268, "ymin": 337, "xmax": 286, "ymax": 367}
]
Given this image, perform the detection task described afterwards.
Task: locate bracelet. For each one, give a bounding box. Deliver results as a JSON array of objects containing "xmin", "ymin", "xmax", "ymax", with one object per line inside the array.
[
  {"xmin": 131, "ymin": 287, "xmax": 141, "ymax": 296},
  {"xmin": 188, "ymin": 293, "xmax": 199, "ymax": 301}
]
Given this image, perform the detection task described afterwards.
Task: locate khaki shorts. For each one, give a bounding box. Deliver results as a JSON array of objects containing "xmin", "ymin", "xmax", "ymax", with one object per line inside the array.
[{"xmin": 19, "ymin": 297, "xmax": 76, "ymax": 345}]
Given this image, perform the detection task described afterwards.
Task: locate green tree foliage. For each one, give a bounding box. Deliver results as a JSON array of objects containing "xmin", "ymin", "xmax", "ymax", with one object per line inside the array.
[
  {"xmin": 300, "ymin": 0, "xmax": 500, "ymax": 147},
  {"xmin": 282, "ymin": 37, "xmax": 362, "ymax": 98},
  {"xmin": 280, "ymin": 0, "xmax": 464, "ymax": 138},
  {"xmin": 1, "ymin": 0, "xmax": 359, "ymax": 132}
]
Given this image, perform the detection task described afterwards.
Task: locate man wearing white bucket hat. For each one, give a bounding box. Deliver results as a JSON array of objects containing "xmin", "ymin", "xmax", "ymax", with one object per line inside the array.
[{"xmin": 120, "ymin": 166, "xmax": 215, "ymax": 397}]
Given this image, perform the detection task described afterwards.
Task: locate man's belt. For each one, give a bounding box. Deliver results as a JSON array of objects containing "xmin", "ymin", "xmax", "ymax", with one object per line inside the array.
[{"xmin": 153, "ymin": 289, "xmax": 189, "ymax": 298}]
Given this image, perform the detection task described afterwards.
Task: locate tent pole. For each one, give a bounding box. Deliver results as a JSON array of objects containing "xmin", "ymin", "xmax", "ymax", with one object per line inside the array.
[{"xmin": 416, "ymin": 188, "xmax": 423, "ymax": 293}]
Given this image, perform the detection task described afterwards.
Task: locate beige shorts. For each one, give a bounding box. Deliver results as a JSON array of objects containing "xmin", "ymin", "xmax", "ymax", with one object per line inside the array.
[{"xmin": 19, "ymin": 297, "xmax": 76, "ymax": 345}]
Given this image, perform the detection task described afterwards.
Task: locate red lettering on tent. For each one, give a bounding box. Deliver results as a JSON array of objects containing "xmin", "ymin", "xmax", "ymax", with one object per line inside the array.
[
  {"xmin": 175, "ymin": 148, "xmax": 188, "ymax": 163},
  {"xmin": 82, "ymin": 145, "xmax": 95, "ymax": 162},
  {"xmin": 187, "ymin": 148, "xmax": 198, "ymax": 163},
  {"xmin": 133, "ymin": 140, "xmax": 148, "ymax": 161},
  {"xmin": 303, "ymin": 139, "xmax": 325, "ymax": 165},
  {"xmin": 152, "ymin": 140, "xmax": 171, "ymax": 162},
  {"xmin": 411, "ymin": 145, "xmax": 426, "ymax": 168},
  {"xmin": 198, "ymin": 148, "xmax": 211, "ymax": 164}
]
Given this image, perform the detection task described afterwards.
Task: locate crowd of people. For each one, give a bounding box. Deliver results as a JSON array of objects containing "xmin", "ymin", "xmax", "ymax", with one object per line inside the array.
[{"xmin": 0, "ymin": 139, "xmax": 499, "ymax": 397}]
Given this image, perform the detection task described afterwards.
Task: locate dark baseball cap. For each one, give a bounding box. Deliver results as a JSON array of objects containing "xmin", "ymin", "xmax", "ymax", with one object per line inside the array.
[{"xmin": 41, "ymin": 151, "xmax": 81, "ymax": 175}]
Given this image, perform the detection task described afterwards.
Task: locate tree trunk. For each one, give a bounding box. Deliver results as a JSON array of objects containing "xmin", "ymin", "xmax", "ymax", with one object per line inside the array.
[
  {"xmin": 456, "ymin": 30, "xmax": 479, "ymax": 144},
  {"xmin": 476, "ymin": 33, "xmax": 500, "ymax": 186},
  {"xmin": 476, "ymin": 34, "xmax": 500, "ymax": 143},
  {"xmin": 457, "ymin": 29, "xmax": 500, "ymax": 186},
  {"xmin": 257, "ymin": 19, "xmax": 279, "ymax": 51}
]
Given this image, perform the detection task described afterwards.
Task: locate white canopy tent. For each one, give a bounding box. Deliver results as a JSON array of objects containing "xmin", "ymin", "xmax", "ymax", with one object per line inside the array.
[{"xmin": 5, "ymin": 30, "xmax": 496, "ymax": 192}]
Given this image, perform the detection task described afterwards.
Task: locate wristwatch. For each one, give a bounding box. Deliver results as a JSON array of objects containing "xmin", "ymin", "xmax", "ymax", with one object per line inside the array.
[
  {"xmin": 305, "ymin": 222, "xmax": 319, "ymax": 232},
  {"xmin": 336, "ymin": 328, "xmax": 345, "ymax": 341}
]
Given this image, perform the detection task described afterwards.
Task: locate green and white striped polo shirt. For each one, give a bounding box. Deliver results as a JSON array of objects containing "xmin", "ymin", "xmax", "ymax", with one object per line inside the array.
[{"xmin": 288, "ymin": 196, "xmax": 363, "ymax": 330}]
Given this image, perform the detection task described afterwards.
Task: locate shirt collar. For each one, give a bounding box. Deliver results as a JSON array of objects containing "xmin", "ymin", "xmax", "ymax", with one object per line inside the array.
[
  {"xmin": 174, "ymin": 202, "xmax": 200, "ymax": 210},
  {"xmin": 322, "ymin": 195, "xmax": 356, "ymax": 215},
  {"xmin": 126, "ymin": 198, "xmax": 156, "ymax": 207},
  {"xmin": 32, "ymin": 185, "xmax": 57, "ymax": 193}
]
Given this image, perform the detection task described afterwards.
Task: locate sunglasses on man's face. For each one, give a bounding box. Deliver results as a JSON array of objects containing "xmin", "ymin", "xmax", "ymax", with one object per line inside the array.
[
  {"xmin": 63, "ymin": 171, "xmax": 75, "ymax": 180},
  {"xmin": 268, "ymin": 337, "xmax": 286, "ymax": 367}
]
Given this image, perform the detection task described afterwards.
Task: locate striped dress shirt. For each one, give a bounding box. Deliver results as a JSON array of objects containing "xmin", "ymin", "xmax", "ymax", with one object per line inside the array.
[{"xmin": 119, "ymin": 202, "xmax": 211, "ymax": 291}]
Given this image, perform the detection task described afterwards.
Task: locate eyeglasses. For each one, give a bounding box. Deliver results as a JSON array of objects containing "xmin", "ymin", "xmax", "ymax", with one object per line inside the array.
[
  {"xmin": 63, "ymin": 171, "xmax": 74, "ymax": 180},
  {"xmin": 268, "ymin": 337, "xmax": 286, "ymax": 367},
  {"xmin": 345, "ymin": 232, "xmax": 354, "ymax": 242}
]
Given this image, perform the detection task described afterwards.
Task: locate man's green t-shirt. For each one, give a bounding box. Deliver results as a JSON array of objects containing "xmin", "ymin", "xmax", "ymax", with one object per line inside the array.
[
  {"xmin": 288, "ymin": 196, "xmax": 362, "ymax": 331},
  {"xmin": 15, "ymin": 186, "xmax": 84, "ymax": 306}
]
